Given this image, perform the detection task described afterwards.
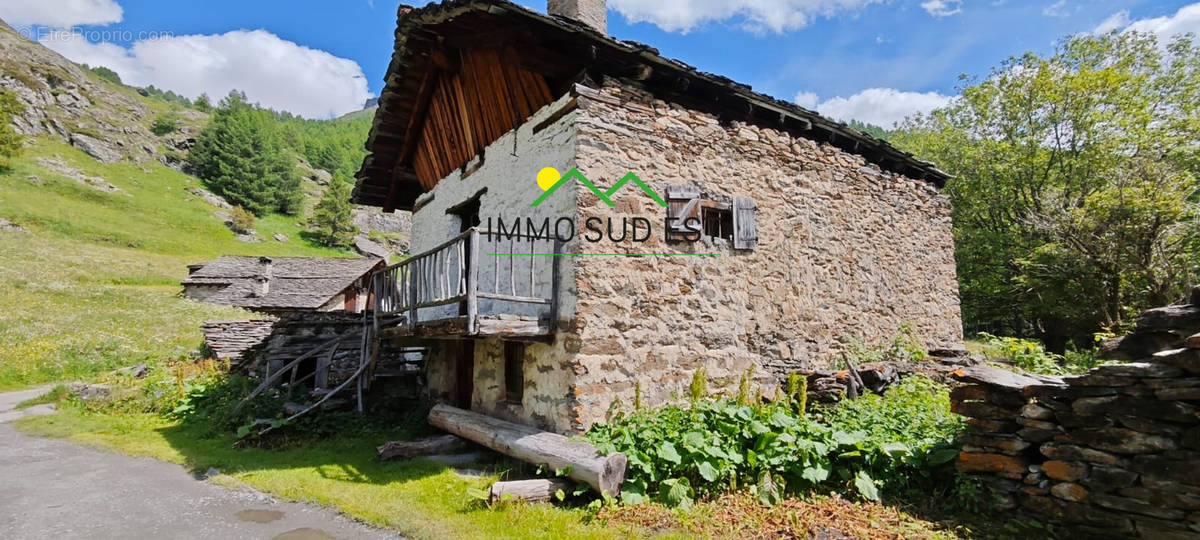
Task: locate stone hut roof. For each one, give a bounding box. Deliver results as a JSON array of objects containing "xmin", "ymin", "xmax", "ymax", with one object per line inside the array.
[
  {"xmin": 354, "ymin": 0, "xmax": 951, "ymax": 211},
  {"xmin": 183, "ymin": 256, "xmax": 384, "ymax": 310}
]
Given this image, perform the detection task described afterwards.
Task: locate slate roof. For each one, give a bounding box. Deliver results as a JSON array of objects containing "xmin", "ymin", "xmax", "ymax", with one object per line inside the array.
[
  {"xmin": 354, "ymin": 0, "xmax": 951, "ymax": 210},
  {"xmin": 183, "ymin": 256, "xmax": 384, "ymax": 310}
]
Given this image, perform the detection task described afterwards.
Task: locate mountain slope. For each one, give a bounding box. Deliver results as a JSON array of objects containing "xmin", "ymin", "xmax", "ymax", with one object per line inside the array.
[{"xmin": 0, "ymin": 22, "xmax": 358, "ymax": 390}]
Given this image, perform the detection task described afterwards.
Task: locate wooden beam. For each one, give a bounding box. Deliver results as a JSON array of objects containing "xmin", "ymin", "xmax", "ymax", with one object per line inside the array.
[
  {"xmin": 428, "ymin": 404, "xmax": 627, "ymax": 496},
  {"xmin": 377, "ymin": 434, "xmax": 465, "ymax": 461}
]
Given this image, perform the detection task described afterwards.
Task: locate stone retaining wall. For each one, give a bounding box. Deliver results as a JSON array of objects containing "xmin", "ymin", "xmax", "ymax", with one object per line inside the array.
[{"xmin": 951, "ymin": 355, "xmax": 1200, "ymax": 539}]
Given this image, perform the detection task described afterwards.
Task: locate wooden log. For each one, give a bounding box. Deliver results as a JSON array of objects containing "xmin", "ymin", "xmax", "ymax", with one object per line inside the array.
[
  {"xmin": 377, "ymin": 434, "xmax": 464, "ymax": 461},
  {"xmin": 428, "ymin": 404, "xmax": 626, "ymax": 496},
  {"xmin": 489, "ymin": 478, "xmax": 573, "ymax": 504}
]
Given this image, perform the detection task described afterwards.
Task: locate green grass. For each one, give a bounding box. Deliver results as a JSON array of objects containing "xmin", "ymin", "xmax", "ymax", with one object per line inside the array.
[
  {"xmin": 0, "ymin": 137, "xmax": 353, "ymax": 390},
  {"xmin": 14, "ymin": 408, "xmax": 652, "ymax": 540}
]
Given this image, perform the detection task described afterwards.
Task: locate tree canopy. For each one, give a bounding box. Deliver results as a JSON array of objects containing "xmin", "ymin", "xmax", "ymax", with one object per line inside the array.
[
  {"xmin": 189, "ymin": 91, "xmax": 302, "ymax": 216},
  {"xmin": 895, "ymin": 31, "xmax": 1200, "ymax": 349}
]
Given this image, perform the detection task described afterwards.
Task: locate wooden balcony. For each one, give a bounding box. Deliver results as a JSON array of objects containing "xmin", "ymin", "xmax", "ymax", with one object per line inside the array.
[{"xmin": 369, "ymin": 227, "xmax": 561, "ymax": 340}]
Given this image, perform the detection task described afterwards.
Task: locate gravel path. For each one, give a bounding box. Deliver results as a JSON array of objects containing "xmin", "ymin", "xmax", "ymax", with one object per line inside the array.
[{"xmin": 0, "ymin": 387, "xmax": 401, "ymax": 540}]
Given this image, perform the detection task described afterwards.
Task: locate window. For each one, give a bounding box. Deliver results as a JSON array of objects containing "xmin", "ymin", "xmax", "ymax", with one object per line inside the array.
[
  {"xmin": 666, "ymin": 185, "xmax": 756, "ymax": 249},
  {"xmin": 504, "ymin": 342, "xmax": 525, "ymax": 403},
  {"xmin": 701, "ymin": 203, "xmax": 733, "ymax": 241}
]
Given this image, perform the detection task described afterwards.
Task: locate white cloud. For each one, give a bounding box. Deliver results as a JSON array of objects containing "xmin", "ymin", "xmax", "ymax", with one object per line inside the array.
[
  {"xmin": 608, "ymin": 0, "xmax": 885, "ymax": 34},
  {"xmin": 1042, "ymin": 0, "xmax": 1069, "ymax": 18},
  {"xmin": 1093, "ymin": 10, "xmax": 1130, "ymax": 34},
  {"xmin": 0, "ymin": 0, "xmax": 122, "ymax": 28},
  {"xmin": 799, "ymin": 87, "xmax": 954, "ymax": 128},
  {"xmin": 921, "ymin": 0, "xmax": 962, "ymax": 18},
  {"xmin": 1093, "ymin": 4, "xmax": 1200, "ymax": 42},
  {"xmin": 41, "ymin": 30, "xmax": 372, "ymax": 119},
  {"xmin": 793, "ymin": 91, "xmax": 819, "ymax": 109}
]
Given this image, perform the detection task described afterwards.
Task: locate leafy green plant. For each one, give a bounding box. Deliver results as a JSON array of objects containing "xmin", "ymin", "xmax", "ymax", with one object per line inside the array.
[
  {"xmin": 586, "ymin": 375, "xmax": 965, "ymax": 509},
  {"xmin": 976, "ymin": 333, "xmax": 1107, "ymax": 375},
  {"xmin": 840, "ymin": 324, "xmax": 928, "ymax": 368},
  {"xmin": 688, "ymin": 367, "xmax": 707, "ymax": 402}
]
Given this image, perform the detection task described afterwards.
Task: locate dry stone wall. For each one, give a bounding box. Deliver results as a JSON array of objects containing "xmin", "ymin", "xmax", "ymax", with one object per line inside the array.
[
  {"xmin": 952, "ymin": 350, "xmax": 1200, "ymax": 538},
  {"xmin": 567, "ymin": 80, "xmax": 963, "ymax": 430}
]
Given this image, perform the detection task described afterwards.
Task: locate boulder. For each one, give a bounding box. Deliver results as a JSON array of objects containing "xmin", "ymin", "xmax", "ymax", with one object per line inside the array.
[
  {"xmin": 69, "ymin": 133, "xmax": 122, "ymax": 163},
  {"xmin": 273, "ymin": 233, "xmax": 289, "ymax": 243},
  {"xmin": 354, "ymin": 236, "xmax": 390, "ymax": 259},
  {"xmin": 0, "ymin": 218, "xmax": 25, "ymax": 233}
]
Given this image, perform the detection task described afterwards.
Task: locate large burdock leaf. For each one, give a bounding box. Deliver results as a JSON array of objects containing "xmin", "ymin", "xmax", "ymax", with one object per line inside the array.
[{"xmin": 854, "ymin": 470, "xmax": 880, "ymax": 501}]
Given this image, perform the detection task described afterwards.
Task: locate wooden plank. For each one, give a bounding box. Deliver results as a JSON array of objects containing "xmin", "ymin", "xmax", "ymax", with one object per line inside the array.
[
  {"xmin": 732, "ymin": 196, "xmax": 758, "ymax": 250},
  {"xmin": 428, "ymin": 404, "xmax": 626, "ymax": 496}
]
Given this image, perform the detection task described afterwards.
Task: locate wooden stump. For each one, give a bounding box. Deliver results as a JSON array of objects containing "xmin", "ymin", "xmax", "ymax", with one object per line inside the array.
[
  {"xmin": 428, "ymin": 404, "xmax": 626, "ymax": 496},
  {"xmin": 489, "ymin": 478, "xmax": 573, "ymax": 503}
]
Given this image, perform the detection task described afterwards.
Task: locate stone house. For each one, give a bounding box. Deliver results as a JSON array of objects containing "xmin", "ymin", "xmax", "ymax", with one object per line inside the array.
[
  {"xmin": 183, "ymin": 256, "xmax": 385, "ymax": 315},
  {"xmin": 352, "ymin": 0, "xmax": 964, "ymax": 433}
]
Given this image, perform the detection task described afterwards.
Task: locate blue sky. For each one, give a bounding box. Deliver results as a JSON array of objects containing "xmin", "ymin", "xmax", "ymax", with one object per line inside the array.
[{"xmin": 3, "ymin": 0, "xmax": 1198, "ymax": 122}]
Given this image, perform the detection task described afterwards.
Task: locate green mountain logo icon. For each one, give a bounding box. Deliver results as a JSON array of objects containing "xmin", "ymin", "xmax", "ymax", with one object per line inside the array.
[{"xmin": 530, "ymin": 168, "xmax": 668, "ymax": 208}]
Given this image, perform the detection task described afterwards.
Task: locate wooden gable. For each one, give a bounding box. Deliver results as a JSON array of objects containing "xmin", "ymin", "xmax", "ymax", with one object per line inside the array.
[{"xmin": 407, "ymin": 47, "xmax": 554, "ymax": 191}]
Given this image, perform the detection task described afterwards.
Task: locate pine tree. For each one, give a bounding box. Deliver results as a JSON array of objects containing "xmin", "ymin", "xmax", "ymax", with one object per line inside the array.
[
  {"xmin": 307, "ymin": 176, "xmax": 358, "ymax": 247},
  {"xmin": 188, "ymin": 91, "xmax": 301, "ymax": 215},
  {"xmin": 0, "ymin": 89, "xmax": 24, "ymax": 170}
]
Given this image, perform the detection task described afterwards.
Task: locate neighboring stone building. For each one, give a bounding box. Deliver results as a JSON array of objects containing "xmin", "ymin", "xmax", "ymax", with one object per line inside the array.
[
  {"xmin": 183, "ymin": 256, "xmax": 384, "ymax": 315},
  {"xmin": 353, "ymin": 0, "xmax": 963, "ymax": 433}
]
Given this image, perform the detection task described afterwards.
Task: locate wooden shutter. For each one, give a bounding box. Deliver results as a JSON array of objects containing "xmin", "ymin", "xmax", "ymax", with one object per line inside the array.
[
  {"xmin": 732, "ymin": 196, "xmax": 758, "ymax": 250},
  {"xmin": 666, "ymin": 184, "xmax": 702, "ymax": 241}
]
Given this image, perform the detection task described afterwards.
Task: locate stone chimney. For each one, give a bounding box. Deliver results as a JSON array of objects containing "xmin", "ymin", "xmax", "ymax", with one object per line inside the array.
[
  {"xmin": 548, "ymin": 0, "xmax": 606, "ymax": 34},
  {"xmin": 256, "ymin": 257, "xmax": 273, "ymax": 297}
]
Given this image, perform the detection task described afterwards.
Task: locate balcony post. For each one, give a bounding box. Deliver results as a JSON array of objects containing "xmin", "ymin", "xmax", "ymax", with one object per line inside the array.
[{"xmin": 466, "ymin": 228, "xmax": 480, "ymax": 334}]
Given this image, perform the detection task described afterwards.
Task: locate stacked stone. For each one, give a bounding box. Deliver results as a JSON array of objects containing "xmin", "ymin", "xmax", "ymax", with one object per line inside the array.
[
  {"xmin": 951, "ymin": 351, "xmax": 1200, "ymax": 539},
  {"xmin": 201, "ymin": 319, "xmax": 277, "ymax": 366}
]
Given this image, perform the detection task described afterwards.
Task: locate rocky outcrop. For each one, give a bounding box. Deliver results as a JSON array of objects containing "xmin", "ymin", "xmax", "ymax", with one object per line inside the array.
[
  {"xmin": 952, "ymin": 355, "xmax": 1200, "ymax": 538},
  {"xmin": 34, "ymin": 156, "xmax": 121, "ymax": 193}
]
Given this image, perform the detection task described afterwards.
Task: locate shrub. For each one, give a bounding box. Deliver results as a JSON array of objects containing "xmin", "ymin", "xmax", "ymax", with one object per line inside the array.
[
  {"xmin": 975, "ymin": 333, "xmax": 1106, "ymax": 375},
  {"xmin": 0, "ymin": 89, "xmax": 24, "ymax": 170},
  {"xmin": 150, "ymin": 111, "xmax": 180, "ymax": 135},
  {"xmin": 586, "ymin": 375, "xmax": 964, "ymax": 508},
  {"xmin": 88, "ymin": 65, "xmax": 122, "ymax": 85},
  {"xmin": 229, "ymin": 206, "xmax": 256, "ymax": 234}
]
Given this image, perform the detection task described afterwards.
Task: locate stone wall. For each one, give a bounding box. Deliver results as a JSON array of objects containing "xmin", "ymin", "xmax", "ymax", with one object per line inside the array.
[
  {"xmin": 566, "ymin": 80, "xmax": 963, "ymax": 429},
  {"xmin": 952, "ymin": 356, "xmax": 1200, "ymax": 539}
]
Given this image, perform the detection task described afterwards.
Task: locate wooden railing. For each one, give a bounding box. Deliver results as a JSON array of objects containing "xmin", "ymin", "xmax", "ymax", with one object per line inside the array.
[{"xmin": 369, "ymin": 227, "xmax": 560, "ymax": 335}]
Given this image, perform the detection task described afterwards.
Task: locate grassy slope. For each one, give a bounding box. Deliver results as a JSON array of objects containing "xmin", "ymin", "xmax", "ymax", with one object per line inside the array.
[{"xmin": 0, "ymin": 136, "xmax": 349, "ymax": 390}]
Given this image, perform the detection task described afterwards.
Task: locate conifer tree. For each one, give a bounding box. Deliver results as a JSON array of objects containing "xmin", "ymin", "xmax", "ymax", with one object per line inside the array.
[
  {"xmin": 188, "ymin": 91, "xmax": 301, "ymax": 215},
  {"xmin": 307, "ymin": 176, "xmax": 358, "ymax": 247}
]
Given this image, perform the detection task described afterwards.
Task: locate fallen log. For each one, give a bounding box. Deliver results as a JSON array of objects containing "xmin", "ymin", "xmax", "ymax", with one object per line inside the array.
[
  {"xmin": 490, "ymin": 478, "xmax": 573, "ymax": 503},
  {"xmin": 377, "ymin": 434, "xmax": 464, "ymax": 461},
  {"xmin": 428, "ymin": 404, "xmax": 626, "ymax": 497}
]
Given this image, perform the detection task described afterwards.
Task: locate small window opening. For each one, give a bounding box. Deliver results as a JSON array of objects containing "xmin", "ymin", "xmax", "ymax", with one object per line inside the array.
[
  {"xmin": 702, "ymin": 204, "xmax": 733, "ymax": 241},
  {"xmin": 504, "ymin": 342, "xmax": 525, "ymax": 403}
]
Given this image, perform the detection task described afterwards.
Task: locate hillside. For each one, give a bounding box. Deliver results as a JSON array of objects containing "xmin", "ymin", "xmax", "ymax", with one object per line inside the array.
[{"xmin": 0, "ymin": 21, "xmax": 392, "ymax": 390}]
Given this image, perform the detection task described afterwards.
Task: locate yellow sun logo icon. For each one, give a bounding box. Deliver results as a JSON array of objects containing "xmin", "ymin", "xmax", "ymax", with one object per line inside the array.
[{"xmin": 536, "ymin": 167, "xmax": 561, "ymax": 191}]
